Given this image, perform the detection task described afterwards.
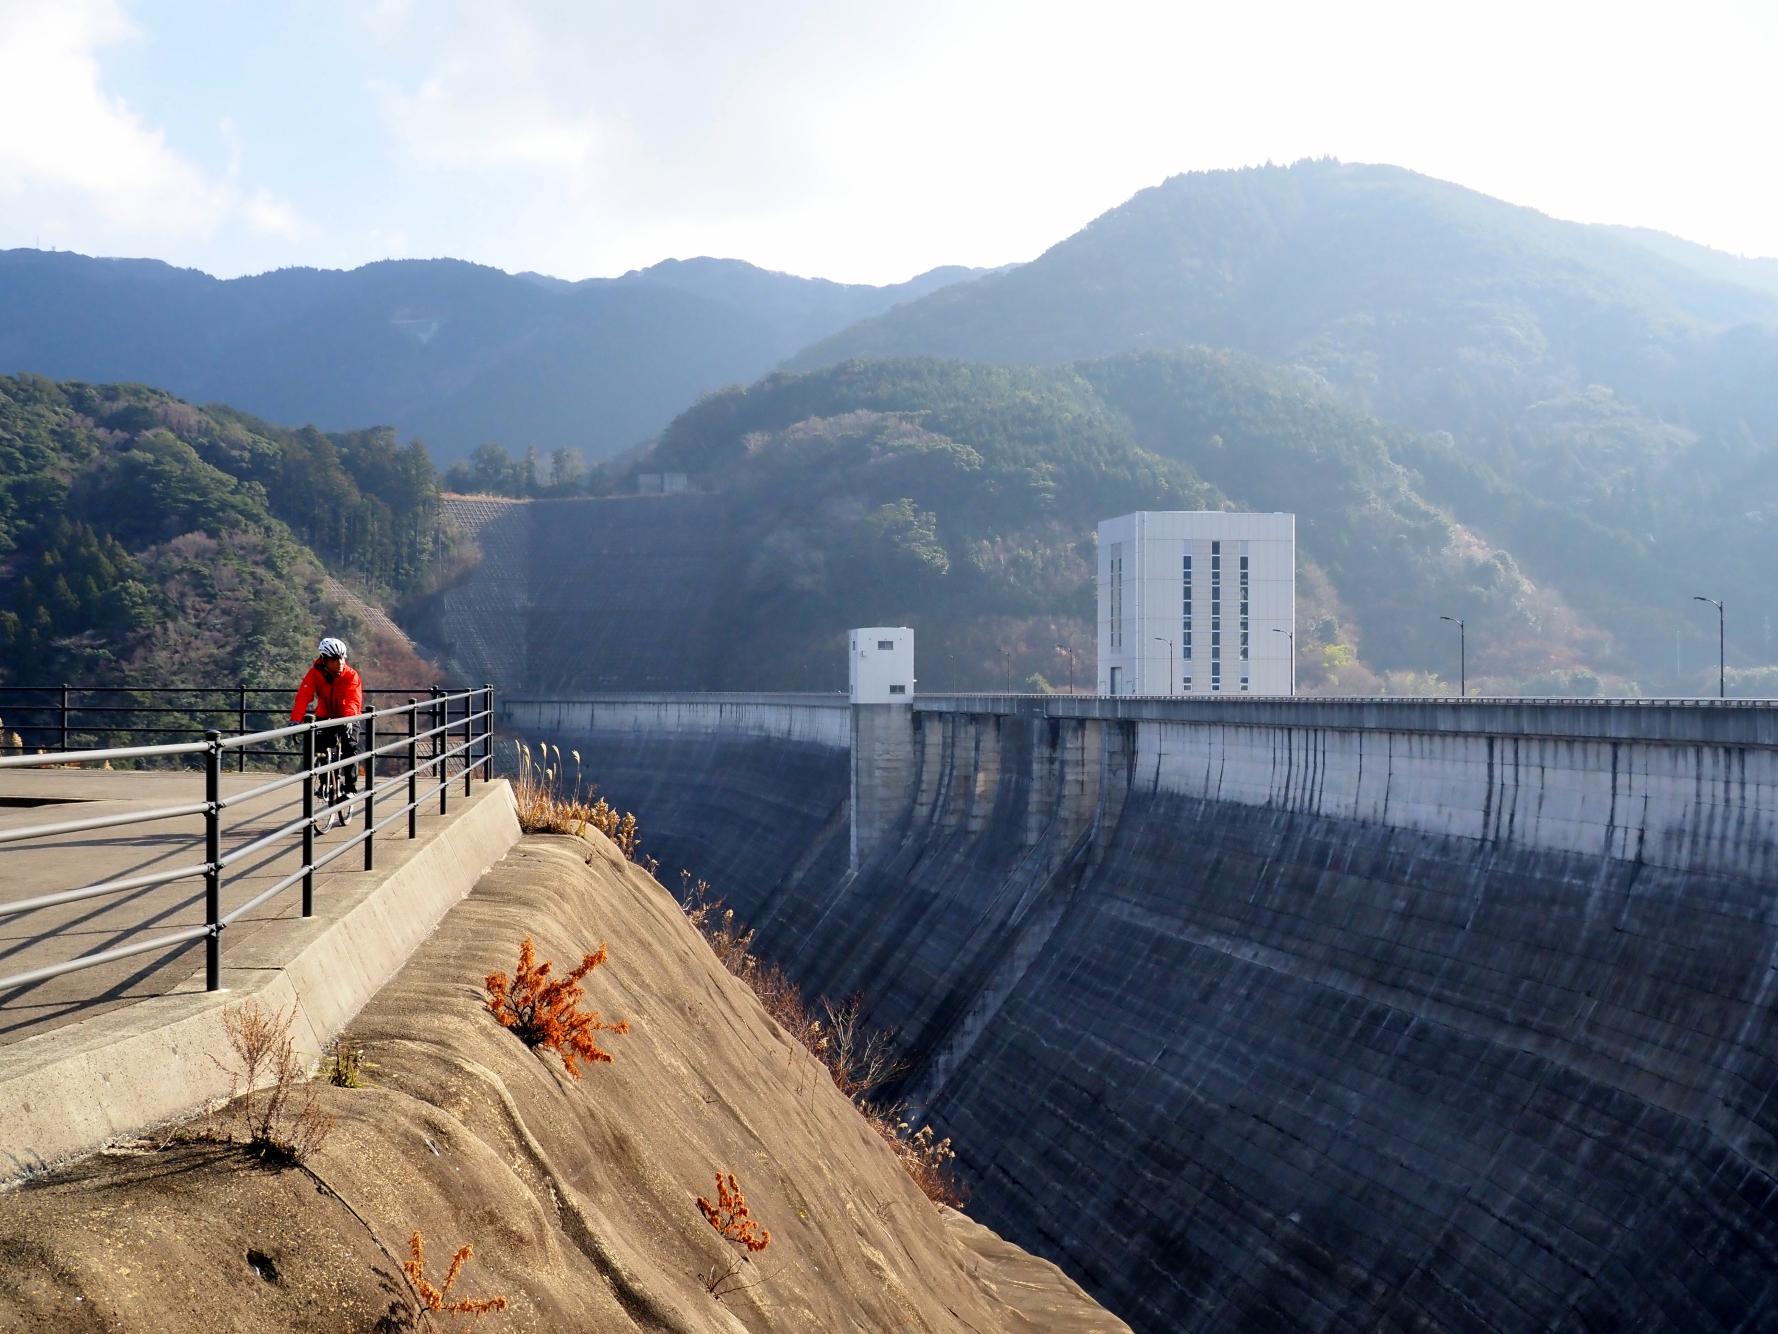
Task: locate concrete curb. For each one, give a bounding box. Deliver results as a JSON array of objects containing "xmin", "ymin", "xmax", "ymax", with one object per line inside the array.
[{"xmin": 0, "ymin": 780, "xmax": 521, "ymax": 1184}]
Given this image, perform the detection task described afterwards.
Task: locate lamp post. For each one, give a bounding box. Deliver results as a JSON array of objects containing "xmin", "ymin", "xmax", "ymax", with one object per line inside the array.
[
  {"xmin": 1003, "ymin": 648, "xmax": 1013, "ymax": 695},
  {"xmin": 1693, "ymin": 595, "xmax": 1725, "ymax": 698},
  {"xmin": 1271, "ymin": 627, "xmax": 1295, "ymax": 697},
  {"xmin": 1055, "ymin": 642, "xmax": 1076, "ymax": 695},
  {"xmin": 1439, "ymin": 616, "xmax": 1466, "ymax": 697},
  {"xmin": 1152, "ymin": 637, "xmax": 1174, "ymax": 696}
]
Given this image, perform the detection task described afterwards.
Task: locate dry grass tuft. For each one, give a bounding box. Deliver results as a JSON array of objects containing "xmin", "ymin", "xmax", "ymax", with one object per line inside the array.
[
  {"xmin": 213, "ymin": 1001, "xmax": 334, "ymax": 1166},
  {"xmin": 404, "ymin": 1231, "xmax": 508, "ymax": 1316},
  {"xmin": 485, "ymin": 936, "xmax": 630, "ymax": 1078},
  {"xmin": 870, "ymin": 1117, "xmax": 968, "ymax": 1209},
  {"xmin": 512, "ymin": 741, "xmax": 643, "ymax": 858}
]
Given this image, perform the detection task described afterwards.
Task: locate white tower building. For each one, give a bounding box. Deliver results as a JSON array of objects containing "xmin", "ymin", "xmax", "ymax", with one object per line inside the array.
[
  {"xmin": 849, "ymin": 627, "xmax": 914, "ymax": 702},
  {"xmin": 1097, "ymin": 512, "xmax": 1295, "ymax": 696}
]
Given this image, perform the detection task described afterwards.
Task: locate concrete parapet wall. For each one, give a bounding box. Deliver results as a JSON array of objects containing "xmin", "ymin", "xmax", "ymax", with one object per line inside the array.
[
  {"xmin": 0, "ymin": 782, "xmax": 520, "ymax": 1183},
  {"xmin": 915, "ymin": 696, "xmax": 1778, "ymax": 883},
  {"xmin": 507, "ymin": 694, "xmax": 850, "ymax": 749}
]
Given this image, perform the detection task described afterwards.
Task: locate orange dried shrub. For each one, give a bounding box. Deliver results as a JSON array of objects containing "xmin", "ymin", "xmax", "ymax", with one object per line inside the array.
[
  {"xmin": 404, "ymin": 1231, "xmax": 508, "ymax": 1316},
  {"xmin": 697, "ymin": 1171, "xmax": 772, "ymax": 1252},
  {"xmin": 485, "ymin": 937, "xmax": 630, "ymax": 1078}
]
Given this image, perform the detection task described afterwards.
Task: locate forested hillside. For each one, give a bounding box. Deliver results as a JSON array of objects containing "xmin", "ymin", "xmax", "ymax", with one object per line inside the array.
[
  {"xmin": 0, "ymin": 252, "xmax": 977, "ymax": 464},
  {"xmin": 637, "ymin": 355, "xmax": 1577, "ymax": 693},
  {"xmin": 0, "ymin": 375, "xmax": 449, "ymax": 694},
  {"xmin": 789, "ymin": 161, "xmax": 1778, "ymax": 682}
]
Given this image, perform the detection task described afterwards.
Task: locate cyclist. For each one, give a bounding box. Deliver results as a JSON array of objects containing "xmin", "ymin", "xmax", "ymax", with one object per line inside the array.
[{"xmin": 291, "ymin": 636, "xmax": 364, "ymax": 829}]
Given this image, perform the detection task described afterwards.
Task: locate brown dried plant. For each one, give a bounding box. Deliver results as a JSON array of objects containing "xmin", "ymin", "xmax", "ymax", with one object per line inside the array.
[
  {"xmin": 587, "ymin": 798, "xmax": 641, "ymax": 859},
  {"xmin": 872, "ymin": 1118, "xmax": 968, "ymax": 1209},
  {"xmin": 697, "ymin": 1170, "xmax": 772, "ymax": 1252},
  {"xmin": 404, "ymin": 1231, "xmax": 508, "ymax": 1316},
  {"xmin": 485, "ymin": 937, "xmax": 630, "ymax": 1078},
  {"xmin": 214, "ymin": 1000, "xmax": 334, "ymax": 1166}
]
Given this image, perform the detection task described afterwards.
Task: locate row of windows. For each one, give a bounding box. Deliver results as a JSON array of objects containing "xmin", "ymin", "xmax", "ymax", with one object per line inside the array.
[
  {"xmin": 1109, "ymin": 548, "xmax": 1124, "ymax": 648},
  {"xmin": 1210, "ymin": 542, "xmax": 1222, "ymax": 690},
  {"xmin": 1181, "ymin": 553, "xmax": 1192, "ymax": 659}
]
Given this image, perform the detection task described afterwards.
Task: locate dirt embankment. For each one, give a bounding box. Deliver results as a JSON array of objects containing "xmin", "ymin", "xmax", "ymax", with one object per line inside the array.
[{"xmin": 0, "ymin": 834, "xmax": 1126, "ymax": 1332}]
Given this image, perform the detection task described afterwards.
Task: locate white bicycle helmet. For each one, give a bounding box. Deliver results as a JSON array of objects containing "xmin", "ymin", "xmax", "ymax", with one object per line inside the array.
[{"xmin": 317, "ymin": 637, "xmax": 349, "ymax": 660}]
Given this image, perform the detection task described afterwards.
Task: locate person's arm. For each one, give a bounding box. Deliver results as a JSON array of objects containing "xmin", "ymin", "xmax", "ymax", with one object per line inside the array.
[
  {"xmin": 290, "ymin": 667, "xmax": 319, "ymax": 722},
  {"xmin": 340, "ymin": 668, "xmax": 364, "ymax": 719}
]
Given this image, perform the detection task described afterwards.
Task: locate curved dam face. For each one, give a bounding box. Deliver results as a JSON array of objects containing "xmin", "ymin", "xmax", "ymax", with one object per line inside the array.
[{"xmin": 510, "ymin": 693, "xmax": 1778, "ymax": 1332}]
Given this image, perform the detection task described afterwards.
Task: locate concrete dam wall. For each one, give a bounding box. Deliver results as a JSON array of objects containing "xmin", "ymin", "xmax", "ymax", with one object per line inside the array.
[{"xmin": 507, "ymin": 692, "xmax": 1778, "ymax": 1331}]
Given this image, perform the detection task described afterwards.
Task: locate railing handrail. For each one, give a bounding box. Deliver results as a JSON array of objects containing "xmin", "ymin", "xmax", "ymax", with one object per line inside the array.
[{"xmin": 0, "ymin": 684, "xmax": 498, "ymax": 996}]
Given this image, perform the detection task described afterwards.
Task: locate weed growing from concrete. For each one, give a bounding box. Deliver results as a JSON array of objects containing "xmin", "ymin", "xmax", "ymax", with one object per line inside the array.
[
  {"xmin": 697, "ymin": 1170, "xmax": 772, "ymax": 1252},
  {"xmin": 403, "ymin": 1231, "xmax": 508, "ymax": 1316},
  {"xmin": 213, "ymin": 1000, "xmax": 334, "ymax": 1166},
  {"xmin": 485, "ymin": 937, "xmax": 630, "ymax": 1078},
  {"xmin": 322, "ymin": 1033, "xmax": 371, "ymax": 1088}
]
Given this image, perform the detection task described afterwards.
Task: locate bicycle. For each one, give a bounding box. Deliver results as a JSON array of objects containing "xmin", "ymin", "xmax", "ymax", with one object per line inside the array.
[{"xmin": 312, "ymin": 726, "xmax": 356, "ymax": 834}]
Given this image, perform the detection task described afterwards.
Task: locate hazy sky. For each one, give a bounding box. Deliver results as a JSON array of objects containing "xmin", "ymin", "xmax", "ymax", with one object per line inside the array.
[{"xmin": 2, "ymin": 0, "xmax": 1774, "ymax": 284}]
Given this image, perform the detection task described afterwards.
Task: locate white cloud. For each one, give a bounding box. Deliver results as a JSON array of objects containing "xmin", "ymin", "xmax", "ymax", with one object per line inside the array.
[
  {"xmin": 0, "ymin": 0, "xmax": 309, "ymax": 249},
  {"xmin": 369, "ymin": 9, "xmax": 608, "ymax": 170}
]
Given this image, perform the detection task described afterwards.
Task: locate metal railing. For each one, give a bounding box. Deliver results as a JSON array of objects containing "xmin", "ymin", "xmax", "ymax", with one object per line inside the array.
[
  {"xmin": 0, "ymin": 686, "xmax": 495, "ymax": 994},
  {"xmin": 0, "ymin": 683, "xmax": 468, "ymax": 771}
]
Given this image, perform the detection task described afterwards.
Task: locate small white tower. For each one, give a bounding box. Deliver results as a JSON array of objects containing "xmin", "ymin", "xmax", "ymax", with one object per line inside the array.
[{"xmin": 849, "ymin": 627, "xmax": 914, "ymax": 702}]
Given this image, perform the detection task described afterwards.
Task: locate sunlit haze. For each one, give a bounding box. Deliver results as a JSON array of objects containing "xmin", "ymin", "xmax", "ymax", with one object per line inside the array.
[{"xmin": 1, "ymin": 0, "xmax": 1774, "ymax": 281}]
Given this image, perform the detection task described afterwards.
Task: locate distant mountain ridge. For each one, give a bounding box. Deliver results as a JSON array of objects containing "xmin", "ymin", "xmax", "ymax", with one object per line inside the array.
[{"xmin": 0, "ymin": 250, "xmax": 985, "ymax": 462}]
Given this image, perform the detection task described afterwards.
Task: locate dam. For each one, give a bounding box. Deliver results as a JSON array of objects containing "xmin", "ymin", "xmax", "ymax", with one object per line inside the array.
[{"xmin": 506, "ymin": 688, "xmax": 1778, "ymax": 1331}]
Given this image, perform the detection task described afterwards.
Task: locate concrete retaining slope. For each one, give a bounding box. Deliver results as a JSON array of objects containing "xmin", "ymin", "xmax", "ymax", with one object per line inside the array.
[
  {"xmin": 0, "ymin": 782, "xmax": 520, "ymax": 1183},
  {"xmin": 557, "ymin": 693, "xmax": 1778, "ymax": 1332}
]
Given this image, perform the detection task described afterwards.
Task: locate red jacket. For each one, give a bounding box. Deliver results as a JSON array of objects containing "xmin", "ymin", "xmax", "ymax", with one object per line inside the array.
[{"xmin": 291, "ymin": 661, "xmax": 364, "ymax": 722}]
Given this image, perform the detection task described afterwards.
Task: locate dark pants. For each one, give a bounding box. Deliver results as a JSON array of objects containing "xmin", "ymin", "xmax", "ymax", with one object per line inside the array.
[{"xmin": 316, "ymin": 721, "xmax": 361, "ymax": 795}]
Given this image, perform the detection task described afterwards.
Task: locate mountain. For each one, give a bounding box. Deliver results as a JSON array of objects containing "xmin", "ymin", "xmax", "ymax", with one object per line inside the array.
[
  {"xmin": 630, "ymin": 353, "xmax": 1580, "ymax": 694},
  {"xmin": 0, "ymin": 251, "xmax": 984, "ymax": 464},
  {"xmin": 786, "ymin": 162, "xmax": 1778, "ymax": 683},
  {"xmin": 0, "ymin": 374, "xmax": 448, "ymax": 698}
]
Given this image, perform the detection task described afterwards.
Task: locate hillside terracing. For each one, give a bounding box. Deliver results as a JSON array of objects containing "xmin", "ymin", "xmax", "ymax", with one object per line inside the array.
[{"xmin": 0, "ymin": 831, "xmax": 1122, "ymax": 1332}]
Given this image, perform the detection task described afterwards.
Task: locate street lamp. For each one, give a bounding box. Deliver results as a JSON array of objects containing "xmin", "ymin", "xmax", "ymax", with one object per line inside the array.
[
  {"xmin": 1271, "ymin": 627, "xmax": 1295, "ymax": 697},
  {"xmin": 1055, "ymin": 642, "xmax": 1076, "ymax": 695},
  {"xmin": 1152, "ymin": 637, "xmax": 1174, "ymax": 696},
  {"xmin": 1002, "ymin": 648, "xmax": 1013, "ymax": 695},
  {"xmin": 1693, "ymin": 596, "xmax": 1725, "ymax": 699},
  {"xmin": 1439, "ymin": 616, "xmax": 1466, "ymax": 697}
]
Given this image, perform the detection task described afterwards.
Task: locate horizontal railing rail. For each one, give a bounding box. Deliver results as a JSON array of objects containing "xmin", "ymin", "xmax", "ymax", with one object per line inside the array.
[{"xmin": 0, "ymin": 685, "xmax": 496, "ymax": 995}]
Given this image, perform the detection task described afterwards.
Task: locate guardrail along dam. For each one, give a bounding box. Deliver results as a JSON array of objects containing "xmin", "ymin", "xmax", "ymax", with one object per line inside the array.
[{"xmin": 501, "ymin": 689, "xmax": 1778, "ymax": 1332}]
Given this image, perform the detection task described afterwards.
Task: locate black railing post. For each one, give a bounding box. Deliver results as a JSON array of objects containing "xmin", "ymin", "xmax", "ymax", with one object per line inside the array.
[
  {"xmin": 483, "ymin": 684, "xmax": 494, "ymax": 778},
  {"xmin": 462, "ymin": 691, "xmax": 472, "ymax": 798},
  {"xmin": 204, "ymin": 730, "xmax": 222, "ymax": 991},
  {"xmin": 363, "ymin": 705, "xmax": 377, "ymax": 871},
  {"xmin": 60, "ymin": 683, "xmax": 70, "ymax": 754},
  {"xmin": 237, "ymin": 684, "xmax": 248, "ymax": 772},
  {"xmin": 435, "ymin": 689, "xmax": 448, "ymax": 817},
  {"xmin": 430, "ymin": 687, "xmax": 446, "ymax": 816},
  {"xmin": 301, "ymin": 712, "xmax": 316, "ymax": 916},
  {"xmin": 407, "ymin": 698, "xmax": 418, "ymax": 839}
]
